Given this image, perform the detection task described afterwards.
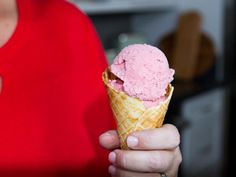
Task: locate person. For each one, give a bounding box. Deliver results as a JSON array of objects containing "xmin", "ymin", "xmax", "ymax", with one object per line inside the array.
[{"xmin": 0, "ymin": 0, "xmax": 182, "ymax": 176}]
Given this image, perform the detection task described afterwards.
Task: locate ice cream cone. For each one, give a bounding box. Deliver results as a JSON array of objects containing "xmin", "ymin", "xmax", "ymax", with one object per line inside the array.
[{"xmin": 102, "ymin": 69, "xmax": 174, "ymax": 149}]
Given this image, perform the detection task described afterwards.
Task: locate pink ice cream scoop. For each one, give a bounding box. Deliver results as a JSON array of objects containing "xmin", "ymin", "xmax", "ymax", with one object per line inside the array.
[{"xmin": 110, "ymin": 44, "xmax": 174, "ymax": 108}]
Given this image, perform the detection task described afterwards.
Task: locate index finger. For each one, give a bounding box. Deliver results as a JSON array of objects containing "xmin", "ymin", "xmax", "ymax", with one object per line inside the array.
[{"xmin": 127, "ymin": 124, "xmax": 180, "ymax": 150}]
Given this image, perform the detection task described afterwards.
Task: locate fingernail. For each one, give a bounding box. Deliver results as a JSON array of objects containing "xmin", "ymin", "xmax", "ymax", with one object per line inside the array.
[
  {"xmin": 108, "ymin": 165, "xmax": 116, "ymax": 175},
  {"xmin": 127, "ymin": 136, "xmax": 139, "ymax": 147},
  {"xmin": 108, "ymin": 152, "xmax": 116, "ymax": 163},
  {"xmin": 102, "ymin": 131, "xmax": 113, "ymax": 136},
  {"xmin": 100, "ymin": 132, "xmax": 113, "ymax": 141}
]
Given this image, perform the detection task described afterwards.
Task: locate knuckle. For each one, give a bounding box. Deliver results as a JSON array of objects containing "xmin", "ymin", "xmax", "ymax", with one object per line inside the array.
[
  {"xmin": 134, "ymin": 130, "xmax": 156, "ymax": 148},
  {"xmin": 175, "ymin": 148, "xmax": 183, "ymax": 165},
  {"xmin": 148, "ymin": 153, "xmax": 161, "ymax": 172},
  {"xmin": 172, "ymin": 132, "xmax": 180, "ymax": 147},
  {"xmin": 178, "ymin": 154, "xmax": 183, "ymax": 165},
  {"xmin": 115, "ymin": 150, "xmax": 127, "ymax": 168},
  {"xmin": 166, "ymin": 125, "xmax": 180, "ymax": 147},
  {"xmin": 138, "ymin": 134, "xmax": 150, "ymax": 148}
]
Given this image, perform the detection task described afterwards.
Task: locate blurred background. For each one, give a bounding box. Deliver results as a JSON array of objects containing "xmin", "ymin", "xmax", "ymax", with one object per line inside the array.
[{"xmin": 71, "ymin": 0, "xmax": 235, "ymax": 177}]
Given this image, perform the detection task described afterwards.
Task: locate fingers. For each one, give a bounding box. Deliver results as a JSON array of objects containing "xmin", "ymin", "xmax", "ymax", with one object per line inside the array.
[
  {"xmin": 100, "ymin": 124, "xmax": 180, "ymax": 150},
  {"xmin": 99, "ymin": 130, "xmax": 120, "ymax": 150},
  {"xmin": 104, "ymin": 125, "xmax": 182, "ymax": 176},
  {"xmin": 109, "ymin": 149, "xmax": 178, "ymax": 173},
  {"xmin": 109, "ymin": 165, "xmax": 163, "ymax": 177},
  {"xmin": 127, "ymin": 124, "xmax": 180, "ymax": 150},
  {"xmin": 103, "ymin": 125, "xmax": 182, "ymax": 177}
]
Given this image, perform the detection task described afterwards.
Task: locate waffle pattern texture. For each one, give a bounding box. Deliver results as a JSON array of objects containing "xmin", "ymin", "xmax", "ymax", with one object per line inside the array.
[{"xmin": 102, "ymin": 70, "xmax": 174, "ymax": 149}]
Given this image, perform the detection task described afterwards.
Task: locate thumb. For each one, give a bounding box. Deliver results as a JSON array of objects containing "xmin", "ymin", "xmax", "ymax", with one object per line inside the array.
[{"xmin": 99, "ymin": 130, "xmax": 120, "ymax": 150}]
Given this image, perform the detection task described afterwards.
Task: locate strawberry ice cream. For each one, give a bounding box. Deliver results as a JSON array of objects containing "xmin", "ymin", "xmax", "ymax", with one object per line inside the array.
[{"xmin": 109, "ymin": 44, "xmax": 174, "ymax": 108}]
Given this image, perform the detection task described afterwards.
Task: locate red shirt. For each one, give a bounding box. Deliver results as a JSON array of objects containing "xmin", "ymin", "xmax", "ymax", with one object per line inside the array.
[{"xmin": 0, "ymin": 0, "xmax": 114, "ymax": 176}]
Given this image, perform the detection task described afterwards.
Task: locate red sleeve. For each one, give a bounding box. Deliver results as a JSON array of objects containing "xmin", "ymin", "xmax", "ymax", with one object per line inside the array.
[{"xmin": 0, "ymin": 1, "xmax": 116, "ymax": 176}]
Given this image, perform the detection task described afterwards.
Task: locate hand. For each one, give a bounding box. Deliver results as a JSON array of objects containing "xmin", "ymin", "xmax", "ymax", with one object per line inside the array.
[{"xmin": 99, "ymin": 124, "xmax": 182, "ymax": 177}]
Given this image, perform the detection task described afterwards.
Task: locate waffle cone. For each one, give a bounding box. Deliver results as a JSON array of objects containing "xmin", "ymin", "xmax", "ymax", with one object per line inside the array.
[{"xmin": 102, "ymin": 69, "xmax": 174, "ymax": 149}]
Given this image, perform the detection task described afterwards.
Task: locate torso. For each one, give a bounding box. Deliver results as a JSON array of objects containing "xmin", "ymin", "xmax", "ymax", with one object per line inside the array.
[{"xmin": 0, "ymin": 1, "xmax": 113, "ymax": 175}]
